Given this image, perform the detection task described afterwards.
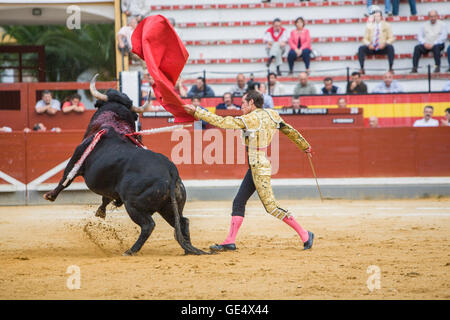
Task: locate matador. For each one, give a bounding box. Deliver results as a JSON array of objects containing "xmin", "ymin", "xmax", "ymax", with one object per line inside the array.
[{"xmin": 184, "ymin": 90, "xmax": 314, "ymax": 252}]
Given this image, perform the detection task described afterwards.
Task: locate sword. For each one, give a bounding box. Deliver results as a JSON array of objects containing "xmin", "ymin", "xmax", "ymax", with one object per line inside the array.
[{"xmin": 307, "ymin": 153, "xmax": 324, "ymax": 202}]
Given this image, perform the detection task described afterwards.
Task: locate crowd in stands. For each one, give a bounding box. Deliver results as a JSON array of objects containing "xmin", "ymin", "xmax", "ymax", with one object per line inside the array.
[{"xmin": 34, "ymin": 90, "xmax": 86, "ymax": 115}]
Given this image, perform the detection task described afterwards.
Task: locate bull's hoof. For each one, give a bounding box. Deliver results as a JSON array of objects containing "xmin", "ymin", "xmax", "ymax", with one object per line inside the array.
[
  {"xmin": 122, "ymin": 250, "xmax": 135, "ymax": 256},
  {"xmin": 43, "ymin": 192, "xmax": 56, "ymax": 202},
  {"xmin": 95, "ymin": 208, "xmax": 106, "ymax": 219}
]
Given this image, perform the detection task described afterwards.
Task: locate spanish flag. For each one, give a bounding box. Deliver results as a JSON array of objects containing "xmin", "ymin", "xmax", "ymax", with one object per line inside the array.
[{"xmin": 131, "ymin": 15, "xmax": 194, "ymax": 123}]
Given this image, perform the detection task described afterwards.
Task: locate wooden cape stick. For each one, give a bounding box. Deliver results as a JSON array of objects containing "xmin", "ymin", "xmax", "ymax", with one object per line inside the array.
[{"xmin": 307, "ymin": 153, "xmax": 324, "ymax": 202}]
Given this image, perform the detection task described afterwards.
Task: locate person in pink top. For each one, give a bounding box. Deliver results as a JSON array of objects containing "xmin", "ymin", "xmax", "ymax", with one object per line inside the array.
[{"xmin": 287, "ymin": 17, "xmax": 312, "ymax": 75}]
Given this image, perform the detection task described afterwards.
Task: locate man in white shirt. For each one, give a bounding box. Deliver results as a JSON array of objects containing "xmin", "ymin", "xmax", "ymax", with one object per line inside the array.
[
  {"xmin": 268, "ymin": 72, "xmax": 285, "ymax": 96},
  {"xmin": 372, "ymin": 71, "xmax": 403, "ymax": 93},
  {"xmin": 413, "ymin": 105, "xmax": 439, "ymax": 127},
  {"xmin": 35, "ymin": 90, "xmax": 61, "ymax": 115},
  {"xmin": 117, "ymin": 16, "xmax": 138, "ymax": 54},
  {"xmin": 264, "ymin": 18, "xmax": 288, "ymax": 76},
  {"xmin": 411, "ymin": 10, "xmax": 447, "ymax": 73}
]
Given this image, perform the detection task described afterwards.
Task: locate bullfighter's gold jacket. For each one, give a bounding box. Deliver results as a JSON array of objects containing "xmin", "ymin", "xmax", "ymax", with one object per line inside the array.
[{"xmin": 193, "ymin": 106, "xmax": 310, "ymax": 220}]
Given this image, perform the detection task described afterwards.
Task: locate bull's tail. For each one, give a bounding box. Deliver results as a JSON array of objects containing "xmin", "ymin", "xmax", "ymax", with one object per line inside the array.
[{"xmin": 170, "ymin": 180, "xmax": 208, "ymax": 255}]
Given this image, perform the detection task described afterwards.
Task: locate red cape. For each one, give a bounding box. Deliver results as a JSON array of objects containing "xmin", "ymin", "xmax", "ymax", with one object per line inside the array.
[{"xmin": 131, "ymin": 15, "xmax": 194, "ymax": 123}]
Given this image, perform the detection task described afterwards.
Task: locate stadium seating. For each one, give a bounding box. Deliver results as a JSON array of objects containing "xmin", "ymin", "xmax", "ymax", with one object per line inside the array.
[{"xmin": 147, "ymin": 0, "xmax": 450, "ymax": 95}]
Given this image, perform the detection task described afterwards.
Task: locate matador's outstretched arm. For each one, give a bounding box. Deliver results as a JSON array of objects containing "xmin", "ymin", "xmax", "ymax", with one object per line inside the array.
[{"xmin": 279, "ymin": 121, "xmax": 310, "ymax": 151}]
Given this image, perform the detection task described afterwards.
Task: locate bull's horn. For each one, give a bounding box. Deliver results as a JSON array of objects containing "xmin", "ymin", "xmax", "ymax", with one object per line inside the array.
[
  {"xmin": 90, "ymin": 73, "xmax": 108, "ymax": 101},
  {"xmin": 131, "ymin": 100, "xmax": 149, "ymax": 113}
]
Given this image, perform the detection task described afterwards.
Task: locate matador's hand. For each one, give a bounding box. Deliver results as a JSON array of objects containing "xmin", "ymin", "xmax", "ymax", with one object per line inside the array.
[
  {"xmin": 304, "ymin": 146, "xmax": 312, "ymax": 155},
  {"xmin": 183, "ymin": 104, "xmax": 196, "ymax": 116}
]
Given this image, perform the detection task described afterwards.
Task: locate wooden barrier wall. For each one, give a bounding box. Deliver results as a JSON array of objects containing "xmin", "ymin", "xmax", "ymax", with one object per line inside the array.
[{"xmin": 0, "ymin": 127, "xmax": 449, "ymax": 189}]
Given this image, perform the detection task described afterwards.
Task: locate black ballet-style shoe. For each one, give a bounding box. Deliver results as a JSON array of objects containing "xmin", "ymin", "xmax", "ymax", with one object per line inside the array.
[{"xmin": 209, "ymin": 243, "xmax": 237, "ymax": 252}]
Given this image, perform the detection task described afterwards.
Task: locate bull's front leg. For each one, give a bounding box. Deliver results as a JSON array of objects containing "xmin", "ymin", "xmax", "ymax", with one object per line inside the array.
[{"xmin": 44, "ymin": 137, "xmax": 93, "ymax": 202}]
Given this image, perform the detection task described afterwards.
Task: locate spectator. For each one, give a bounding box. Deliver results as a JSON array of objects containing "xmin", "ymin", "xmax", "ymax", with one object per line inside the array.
[
  {"xmin": 187, "ymin": 77, "xmax": 215, "ymax": 98},
  {"xmin": 293, "ymin": 72, "xmax": 317, "ymax": 96},
  {"xmin": 369, "ymin": 116, "xmax": 379, "ymax": 128},
  {"xmin": 358, "ymin": 9, "xmax": 395, "ymax": 74},
  {"xmin": 285, "ymin": 96, "xmax": 307, "ymax": 109},
  {"xmin": 372, "ymin": 71, "xmax": 403, "ymax": 93},
  {"xmin": 392, "ymin": 0, "xmax": 417, "ymax": 17},
  {"xmin": 366, "ymin": 3, "xmax": 392, "ymax": 17},
  {"xmin": 256, "ymin": 83, "xmax": 274, "ymax": 109},
  {"xmin": 62, "ymin": 94, "xmax": 85, "ymax": 114},
  {"xmin": 411, "ymin": 10, "xmax": 447, "ymax": 73},
  {"xmin": 268, "ymin": 72, "xmax": 285, "ymax": 96},
  {"xmin": 191, "ymin": 96, "xmax": 208, "ymax": 130},
  {"xmin": 287, "ymin": 17, "xmax": 312, "ymax": 75},
  {"xmin": 264, "ymin": 18, "xmax": 288, "ymax": 76},
  {"xmin": 35, "ymin": 90, "xmax": 60, "ymax": 115},
  {"xmin": 24, "ymin": 122, "xmax": 61, "ymax": 133},
  {"xmin": 347, "ymin": 71, "xmax": 368, "ymax": 94},
  {"xmin": 229, "ymin": 73, "xmax": 247, "ymax": 97},
  {"xmin": 117, "ymin": 16, "xmax": 138, "ymax": 55},
  {"xmin": 141, "ymin": 72, "xmax": 155, "ymax": 103},
  {"xmin": 443, "ymin": 80, "xmax": 450, "ymax": 92},
  {"xmin": 441, "ymin": 108, "xmax": 450, "ymax": 126},
  {"xmin": 174, "ymin": 78, "xmax": 187, "ymax": 97},
  {"xmin": 121, "ymin": 0, "xmax": 150, "ymax": 21},
  {"xmin": 413, "ymin": 106, "xmax": 439, "ymax": 127},
  {"xmin": 216, "ymin": 92, "xmax": 240, "ymax": 110},
  {"xmin": 321, "ymin": 77, "xmax": 342, "ymax": 95},
  {"xmin": 337, "ymin": 97, "xmax": 347, "ymax": 108},
  {"xmin": 0, "ymin": 126, "xmax": 12, "ymax": 133}
]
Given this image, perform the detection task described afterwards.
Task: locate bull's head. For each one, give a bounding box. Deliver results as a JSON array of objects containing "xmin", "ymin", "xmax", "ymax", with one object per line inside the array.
[{"xmin": 90, "ymin": 74, "xmax": 149, "ymax": 113}]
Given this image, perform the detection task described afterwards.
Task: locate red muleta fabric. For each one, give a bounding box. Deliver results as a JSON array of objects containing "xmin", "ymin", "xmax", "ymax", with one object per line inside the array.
[{"xmin": 131, "ymin": 15, "xmax": 194, "ymax": 123}]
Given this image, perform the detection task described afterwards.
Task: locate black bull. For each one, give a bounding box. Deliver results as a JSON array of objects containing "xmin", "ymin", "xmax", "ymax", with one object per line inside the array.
[{"xmin": 44, "ymin": 87, "xmax": 208, "ymax": 256}]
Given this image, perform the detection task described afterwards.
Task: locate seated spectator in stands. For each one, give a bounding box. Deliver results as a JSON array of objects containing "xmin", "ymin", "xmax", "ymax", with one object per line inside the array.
[
  {"xmin": 229, "ymin": 73, "xmax": 247, "ymax": 97},
  {"xmin": 372, "ymin": 71, "xmax": 403, "ymax": 93},
  {"xmin": 392, "ymin": 0, "xmax": 417, "ymax": 17},
  {"xmin": 358, "ymin": 9, "xmax": 395, "ymax": 74},
  {"xmin": 0, "ymin": 126, "xmax": 12, "ymax": 133},
  {"xmin": 337, "ymin": 97, "xmax": 347, "ymax": 108},
  {"xmin": 441, "ymin": 108, "xmax": 450, "ymax": 126},
  {"xmin": 347, "ymin": 71, "xmax": 368, "ymax": 94},
  {"xmin": 62, "ymin": 94, "xmax": 85, "ymax": 114},
  {"xmin": 216, "ymin": 92, "xmax": 240, "ymax": 110},
  {"xmin": 256, "ymin": 83, "xmax": 274, "ymax": 109},
  {"xmin": 121, "ymin": 0, "xmax": 150, "ymax": 21},
  {"xmin": 321, "ymin": 77, "xmax": 342, "ymax": 95},
  {"xmin": 413, "ymin": 105, "xmax": 439, "ymax": 127},
  {"xmin": 287, "ymin": 17, "xmax": 312, "ymax": 75},
  {"xmin": 24, "ymin": 122, "xmax": 61, "ymax": 133},
  {"xmin": 187, "ymin": 77, "xmax": 215, "ymax": 98},
  {"xmin": 35, "ymin": 90, "xmax": 60, "ymax": 115},
  {"xmin": 443, "ymin": 80, "xmax": 450, "ymax": 92},
  {"xmin": 268, "ymin": 72, "xmax": 285, "ymax": 96},
  {"xmin": 411, "ymin": 10, "xmax": 447, "ymax": 74},
  {"xmin": 174, "ymin": 78, "xmax": 187, "ymax": 97},
  {"xmin": 264, "ymin": 18, "xmax": 288, "ymax": 76},
  {"xmin": 117, "ymin": 16, "xmax": 138, "ymax": 55},
  {"xmin": 369, "ymin": 116, "xmax": 380, "ymax": 128},
  {"xmin": 293, "ymin": 72, "xmax": 317, "ymax": 96},
  {"xmin": 285, "ymin": 96, "xmax": 307, "ymax": 110}
]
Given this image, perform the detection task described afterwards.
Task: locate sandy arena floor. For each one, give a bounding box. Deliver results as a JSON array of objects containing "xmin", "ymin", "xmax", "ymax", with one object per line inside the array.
[{"xmin": 0, "ymin": 199, "xmax": 449, "ymax": 300}]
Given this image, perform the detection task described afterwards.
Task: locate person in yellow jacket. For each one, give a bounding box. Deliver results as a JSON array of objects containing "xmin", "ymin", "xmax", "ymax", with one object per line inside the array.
[
  {"xmin": 183, "ymin": 90, "xmax": 314, "ymax": 252},
  {"xmin": 358, "ymin": 8, "xmax": 395, "ymax": 74}
]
